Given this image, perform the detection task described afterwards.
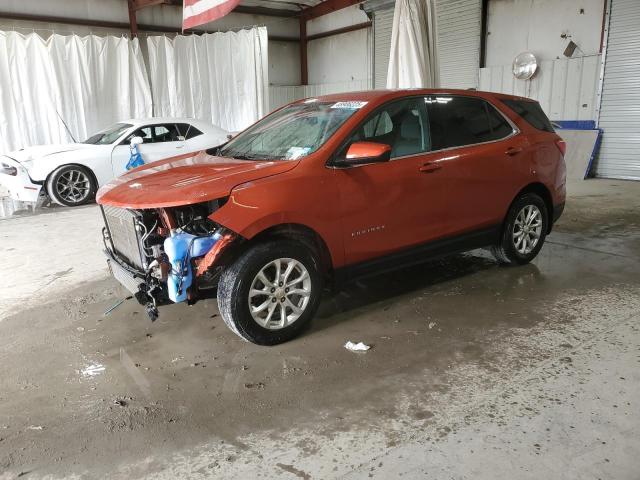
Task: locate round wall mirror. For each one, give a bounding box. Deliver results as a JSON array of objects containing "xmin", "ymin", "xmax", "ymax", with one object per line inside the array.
[{"xmin": 512, "ymin": 52, "xmax": 538, "ymax": 80}]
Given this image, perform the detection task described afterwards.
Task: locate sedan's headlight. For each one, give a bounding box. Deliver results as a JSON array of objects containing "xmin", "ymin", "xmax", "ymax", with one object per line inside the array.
[{"xmin": 0, "ymin": 162, "xmax": 17, "ymax": 176}]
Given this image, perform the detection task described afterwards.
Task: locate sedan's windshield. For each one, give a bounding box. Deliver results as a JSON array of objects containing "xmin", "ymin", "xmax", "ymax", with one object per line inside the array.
[
  {"xmin": 218, "ymin": 101, "xmax": 365, "ymax": 161},
  {"xmin": 82, "ymin": 123, "xmax": 133, "ymax": 145}
]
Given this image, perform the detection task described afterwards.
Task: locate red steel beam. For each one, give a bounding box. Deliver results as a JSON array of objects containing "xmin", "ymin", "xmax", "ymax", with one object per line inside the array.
[
  {"xmin": 132, "ymin": 0, "xmax": 170, "ymax": 10},
  {"xmin": 301, "ymin": 0, "xmax": 363, "ymax": 20},
  {"xmin": 127, "ymin": 0, "xmax": 138, "ymax": 36},
  {"xmin": 306, "ymin": 21, "xmax": 371, "ymax": 41}
]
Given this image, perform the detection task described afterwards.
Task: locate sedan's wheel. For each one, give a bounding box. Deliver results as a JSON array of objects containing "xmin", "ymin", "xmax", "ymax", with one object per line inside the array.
[
  {"xmin": 217, "ymin": 241, "xmax": 323, "ymax": 345},
  {"xmin": 491, "ymin": 193, "xmax": 549, "ymax": 265},
  {"xmin": 47, "ymin": 165, "xmax": 97, "ymax": 207}
]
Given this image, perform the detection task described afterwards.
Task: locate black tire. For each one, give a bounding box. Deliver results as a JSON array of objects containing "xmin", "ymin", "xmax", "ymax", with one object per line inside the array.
[
  {"xmin": 217, "ymin": 240, "xmax": 323, "ymax": 345},
  {"xmin": 491, "ymin": 193, "xmax": 549, "ymax": 265},
  {"xmin": 46, "ymin": 164, "xmax": 97, "ymax": 207}
]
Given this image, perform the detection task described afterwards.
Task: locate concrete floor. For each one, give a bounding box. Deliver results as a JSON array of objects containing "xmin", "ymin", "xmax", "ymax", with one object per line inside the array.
[{"xmin": 0, "ymin": 179, "xmax": 639, "ymax": 479}]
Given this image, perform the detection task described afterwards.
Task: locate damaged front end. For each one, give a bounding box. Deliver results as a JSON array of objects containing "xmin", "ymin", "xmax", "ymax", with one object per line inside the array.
[{"xmin": 101, "ymin": 199, "xmax": 239, "ymax": 320}]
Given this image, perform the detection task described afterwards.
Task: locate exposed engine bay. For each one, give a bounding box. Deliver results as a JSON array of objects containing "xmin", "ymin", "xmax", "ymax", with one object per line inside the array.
[{"xmin": 101, "ymin": 199, "xmax": 238, "ymax": 320}]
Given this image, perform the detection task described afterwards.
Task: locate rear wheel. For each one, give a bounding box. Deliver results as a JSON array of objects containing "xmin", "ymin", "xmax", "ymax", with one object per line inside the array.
[
  {"xmin": 47, "ymin": 165, "xmax": 97, "ymax": 207},
  {"xmin": 491, "ymin": 193, "xmax": 548, "ymax": 265},
  {"xmin": 217, "ymin": 241, "xmax": 323, "ymax": 345}
]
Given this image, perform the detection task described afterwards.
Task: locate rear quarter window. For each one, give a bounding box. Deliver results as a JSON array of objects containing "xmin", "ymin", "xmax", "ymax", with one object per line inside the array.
[
  {"xmin": 177, "ymin": 123, "xmax": 204, "ymax": 140},
  {"xmin": 501, "ymin": 99, "xmax": 554, "ymax": 133},
  {"xmin": 425, "ymin": 96, "xmax": 513, "ymax": 150}
]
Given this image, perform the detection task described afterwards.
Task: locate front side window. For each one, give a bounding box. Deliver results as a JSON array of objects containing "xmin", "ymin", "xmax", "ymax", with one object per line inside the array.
[
  {"xmin": 343, "ymin": 98, "xmax": 430, "ymax": 159},
  {"xmin": 82, "ymin": 123, "xmax": 133, "ymax": 145},
  {"xmin": 131, "ymin": 127, "xmax": 153, "ymax": 144},
  {"xmin": 126, "ymin": 124, "xmax": 182, "ymax": 144},
  {"xmin": 153, "ymin": 124, "xmax": 182, "ymax": 142},
  {"xmin": 426, "ymin": 96, "xmax": 513, "ymax": 150},
  {"xmin": 218, "ymin": 101, "xmax": 362, "ymax": 161}
]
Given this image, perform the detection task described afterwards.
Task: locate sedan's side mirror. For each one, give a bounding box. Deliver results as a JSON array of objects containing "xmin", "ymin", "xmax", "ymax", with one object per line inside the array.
[
  {"xmin": 130, "ymin": 136, "xmax": 144, "ymax": 147},
  {"xmin": 335, "ymin": 141, "xmax": 392, "ymax": 168}
]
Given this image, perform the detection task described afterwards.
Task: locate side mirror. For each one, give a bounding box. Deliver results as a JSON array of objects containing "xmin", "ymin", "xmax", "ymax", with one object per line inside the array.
[
  {"xmin": 336, "ymin": 141, "xmax": 392, "ymax": 167},
  {"xmin": 177, "ymin": 135, "xmax": 186, "ymax": 142},
  {"xmin": 130, "ymin": 136, "xmax": 144, "ymax": 147}
]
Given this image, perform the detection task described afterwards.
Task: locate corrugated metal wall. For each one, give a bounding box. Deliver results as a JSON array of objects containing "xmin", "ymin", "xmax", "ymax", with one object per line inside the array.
[
  {"xmin": 269, "ymin": 79, "xmax": 371, "ymax": 112},
  {"xmin": 436, "ymin": 0, "xmax": 481, "ymax": 88},
  {"xmin": 366, "ymin": 0, "xmax": 482, "ymax": 90},
  {"xmin": 478, "ymin": 55, "xmax": 602, "ymax": 121},
  {"xmin": 373, "ymin": 7, "xmax": 395, "ymax": 88},
  {"xmin": 595, "ymin": 0, "xmax": 640, "ymax": 180}
]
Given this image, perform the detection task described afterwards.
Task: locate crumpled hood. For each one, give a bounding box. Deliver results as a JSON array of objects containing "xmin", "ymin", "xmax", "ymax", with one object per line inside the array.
[
  {"xmin": 6, "ymin": 143, "xmax": 97, "ymax": 166},
  {"xmin": 97, "ymin": 151, "xmax": 299, "ymax": 209}
]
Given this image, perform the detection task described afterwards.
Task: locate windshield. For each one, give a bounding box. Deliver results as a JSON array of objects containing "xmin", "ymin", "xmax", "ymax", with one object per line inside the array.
[
  {"xmin": 218, "ymin": 101, "xmax": 365, "ymax": 161},
  {"xmin": 82, "ymin": 123, "xmax": 133, "ymax": 145}
]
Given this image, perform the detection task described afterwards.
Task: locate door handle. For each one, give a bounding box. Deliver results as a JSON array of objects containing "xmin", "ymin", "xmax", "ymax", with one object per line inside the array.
[
  {"xmin": 176, "ymin": 144, "xmax": 185, "ymax": 149},
  {"xmin": 505, "ymin": 146, "xmax": 523, "ymax": 156},
  {"xmin": 419, "ymin": 162, "xmax": 442, "ymax": 173}
]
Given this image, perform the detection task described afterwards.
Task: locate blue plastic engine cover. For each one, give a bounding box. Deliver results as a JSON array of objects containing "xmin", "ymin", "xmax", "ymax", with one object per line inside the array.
[{"xmin": 164, "ymin": 231, "xmax": 221, "ymax": 303}]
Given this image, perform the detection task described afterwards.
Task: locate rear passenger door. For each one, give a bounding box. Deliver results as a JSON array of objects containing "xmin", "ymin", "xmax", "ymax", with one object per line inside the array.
[{"xmin": 422, "ymin": 95, "xmax": 525, "ymax": 236}]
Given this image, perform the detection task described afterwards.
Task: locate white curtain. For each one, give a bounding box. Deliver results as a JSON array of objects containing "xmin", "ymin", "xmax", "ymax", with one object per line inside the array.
[
  {"xmin": 147, "ymin": 27, "xmax": 269, "ymax": 132},
  {"xmin": 0, "ymin": 32, "xmax": 152, "ymax": 154},
  {"xmin": 386, "ymin": 0, "xmax": 439, "ymax": 89}
]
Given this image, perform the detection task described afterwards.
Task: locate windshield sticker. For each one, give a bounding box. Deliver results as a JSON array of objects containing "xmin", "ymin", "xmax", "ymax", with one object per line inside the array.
[
  {"xmin": 286, "ymin": 147, "xmax": 312, "ymax": 160},
  {"xmin": 331, "ymin": 101, "xmax": 368, "ymax": 110}
]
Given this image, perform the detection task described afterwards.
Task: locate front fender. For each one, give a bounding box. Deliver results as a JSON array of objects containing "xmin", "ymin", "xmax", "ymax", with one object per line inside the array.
[
  {"xmin": 209, "ymin": 167, "xmax": 346, "ymax": 268},
  {"xmin": 28, "ymin": 146, "xmax": 112, "ymax": 185}
]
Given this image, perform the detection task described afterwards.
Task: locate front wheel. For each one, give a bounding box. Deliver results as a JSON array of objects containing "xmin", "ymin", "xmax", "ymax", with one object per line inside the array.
[
  {"xmin": 491, "ymin": 193, "xmax": 549, "ymax": 265},
  {"xmin": 46, "ymin": 165, "xmax": 97, "ymax": 207},
  {"xmin": 217, "ymin": 241, "xmax": 323, "ymax": 345}
]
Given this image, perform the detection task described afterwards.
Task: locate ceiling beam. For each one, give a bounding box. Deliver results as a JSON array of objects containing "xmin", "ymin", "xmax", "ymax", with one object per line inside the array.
[
  {"xmin": 233, "ymin": 5, "xmax": 301, "ymax": 17},
  {"xmin": 132, "ymin": 0, "xmax": 170, "ymax": 11},
  {"xmin": 161, "ymin": 0, "xmax": 300, "ymax": 18},
  {"xmin": 301, "ymin": 0, "xmax": 362, "ymax": 20},
  {"xmin": 0, "ymin": 10, "xmax": 204, "ymax": 34},
  {"xmin": 306, "ymin": 20, "xmax": 370, "ymax": 41}
]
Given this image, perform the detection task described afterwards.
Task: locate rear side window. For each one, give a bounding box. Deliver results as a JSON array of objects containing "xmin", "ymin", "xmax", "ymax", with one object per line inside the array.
[
  {"xmin": 501, "ymin": 99, "xmax": 554, "ymax": 132},
  {"xmin": 425, "ymin": 96, "xmax": 513, "ymax": 150},
  {"xmin": 177, "ymin": 123, "xmax": 204, "ymax": 140}
]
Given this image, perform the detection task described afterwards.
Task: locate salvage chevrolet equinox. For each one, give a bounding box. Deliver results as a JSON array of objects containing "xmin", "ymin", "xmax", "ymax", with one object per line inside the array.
[{"xmin": 97, "ymin": 90, "xmax": 566, "ymax": 345}]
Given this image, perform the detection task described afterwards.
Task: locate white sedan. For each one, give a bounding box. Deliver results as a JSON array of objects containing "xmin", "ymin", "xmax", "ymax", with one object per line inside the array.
[{"xmin": 0, "ymin": 118, "xmax": 229, "ymax": 207}]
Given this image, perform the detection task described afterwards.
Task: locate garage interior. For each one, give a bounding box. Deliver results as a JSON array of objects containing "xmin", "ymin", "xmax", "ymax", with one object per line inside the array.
[{"xmin": 1, "ymin": 0, "xmax": 639, "ymax": 478}]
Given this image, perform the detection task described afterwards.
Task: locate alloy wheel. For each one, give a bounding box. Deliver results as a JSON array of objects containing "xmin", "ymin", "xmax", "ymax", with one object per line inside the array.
[
  {"xmin": 513, "ymin": 204, "xmax": 543, "ymax": 255},
  {"xmin": 56, "ymin": 169, "xmax": 91, "ymax": 204},
  {"xmin": 248, "ymin": 258, "xmax": 312, "ymax": 330}
]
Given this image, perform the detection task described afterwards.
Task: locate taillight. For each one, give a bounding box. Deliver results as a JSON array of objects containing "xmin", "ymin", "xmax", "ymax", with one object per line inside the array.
[{"xmin": 555, "ymin": 139, "xmax": 566, "ymax": 157}]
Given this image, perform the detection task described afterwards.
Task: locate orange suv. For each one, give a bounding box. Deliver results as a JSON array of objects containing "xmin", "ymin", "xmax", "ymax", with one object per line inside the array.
[{"xmin": 98, "ymin": 90, "xmax": 566, "ymax": 345}]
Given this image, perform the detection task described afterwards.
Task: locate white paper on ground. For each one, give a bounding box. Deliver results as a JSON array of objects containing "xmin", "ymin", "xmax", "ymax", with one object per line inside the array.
[{"xmin": 344, "ymin": 341, "xmax": 371, "ymax": 352}]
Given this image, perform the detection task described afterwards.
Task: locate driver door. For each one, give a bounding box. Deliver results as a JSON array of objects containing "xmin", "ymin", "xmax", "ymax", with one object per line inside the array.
[
  {"xmin": 334, "ymin": 97, "xmax": 447, "ymax": 266},
  {"xmin": 111, "ymin": 124, "xmax": 185, "ymax": 176}
]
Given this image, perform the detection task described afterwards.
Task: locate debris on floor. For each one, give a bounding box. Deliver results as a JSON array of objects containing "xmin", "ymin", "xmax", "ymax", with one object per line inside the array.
[
  {"xmin": 344, "ymin": 341, "xmax": 371, "ymax": 352},
  {"xmin": 103, "ymin": 297, "xmax": 127, "ymax": 316}
]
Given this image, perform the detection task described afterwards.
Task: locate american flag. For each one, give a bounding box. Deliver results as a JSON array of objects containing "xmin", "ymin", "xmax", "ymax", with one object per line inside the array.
[{"xmin": 183, "ymin": 0, "xmax": 242, "ymax": 30}]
